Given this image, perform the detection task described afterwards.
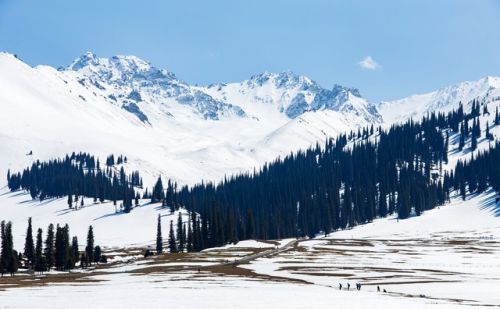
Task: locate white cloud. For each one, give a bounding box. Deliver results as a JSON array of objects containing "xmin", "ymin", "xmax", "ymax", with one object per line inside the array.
[{"xmin": 358, "ymin": 56, "xmax": 380, "ymax": 70}]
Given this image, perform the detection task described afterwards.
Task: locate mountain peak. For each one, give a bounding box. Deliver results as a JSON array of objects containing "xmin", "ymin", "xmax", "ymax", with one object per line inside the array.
[
  {"xmin": 479, "ymin": 76, "xmax": 500, "ymax": 88},
  {"xmin": 331, "ymin": 84, "xmax": 362, "ymax": 98},
  {"xmin": 247, "ymin": 70, "xmax": 316, "ymax": 90},
  {"xmin": 108, "ymin": 54, "xmax": 152, "ymax": 72},
  {"xmin": 68, "ymin": 51, "xmax": 99, "ymax": 71},
  {"xmin": 66, "ymin": 52, "xmax": 178, "ymax": 83}
]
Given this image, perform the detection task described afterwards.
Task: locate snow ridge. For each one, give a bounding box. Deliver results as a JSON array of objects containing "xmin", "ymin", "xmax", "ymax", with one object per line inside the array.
[{"xmin": 378, "ymin": 76, "xmax": 500, "ymax": 123}]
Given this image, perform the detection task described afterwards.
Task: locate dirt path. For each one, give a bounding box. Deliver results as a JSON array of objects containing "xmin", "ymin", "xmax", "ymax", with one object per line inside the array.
[{"xmin": 223, "ymin": 239, "xmax": 300, "ymax": 266}]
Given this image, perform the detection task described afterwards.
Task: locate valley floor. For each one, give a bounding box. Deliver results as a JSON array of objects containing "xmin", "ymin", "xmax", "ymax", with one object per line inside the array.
[{"xmin": 0, "ymin": 191, "xmax": 499, "ymax": 308}]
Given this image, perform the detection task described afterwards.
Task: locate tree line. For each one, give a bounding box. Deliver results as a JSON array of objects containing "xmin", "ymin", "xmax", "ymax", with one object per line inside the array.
[
  {"xmin": 0, "ymin": 219, "xmax": 104, "ymax": 277},
  {"xmin": 7, "ymin": 152, "xmax": 142, "ymax": 213},
  {"xmin": 5, "ymin": 100, "xmax": 500, "ymax": 255},
  {"xmin": 159, "ymin": 100, "xmax": 499, "ymax": 251}
]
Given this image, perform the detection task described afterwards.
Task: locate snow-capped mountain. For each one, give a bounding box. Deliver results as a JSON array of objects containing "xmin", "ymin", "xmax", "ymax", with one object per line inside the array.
[
  {"xmin": 200, "ymin": 71, "xmax": 381, "ymax": 123},
  {"xmin": 0, "ymin": 52, "xmax": 379, "ymax": 186},
  {"xmin": 1, "ymin": 50, "xmax": 499, "ymax": 254},
  {"xmin": 65, "ymin": 53, "xmax": 381, "ymax": 125},
  {"xmin": 378, "ymin": 76, "xmax": 500, "ymax": 123},
  {"xmin": 64, "ymin": 52, "xmax": 246, "ymax": 121},
  {"xmin": 0, "ymin": 51, "xmax": 499, "ymax": 187}
]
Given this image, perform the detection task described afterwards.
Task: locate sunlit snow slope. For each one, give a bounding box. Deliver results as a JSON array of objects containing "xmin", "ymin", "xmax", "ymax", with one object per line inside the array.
[
  {"xmin": 0, "ymin": 51, "xmax": 499, "ymax": 250},
  {"xmin": 0, "ymin": 52, "xmax": 381, "ymax": 186}
]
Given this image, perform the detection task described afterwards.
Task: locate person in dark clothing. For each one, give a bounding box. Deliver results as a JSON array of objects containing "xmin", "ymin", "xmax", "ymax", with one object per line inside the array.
[
  {"xmin": 377, "ymin": 286, "xmax": 380, "ymax": 292},
  {"xmin": 347, "ymin": 283, "xmax": 350, "ymax": 290},
  {"xmin": 339, "ymin": 283, "xmax": 342, "ymax": 290}
]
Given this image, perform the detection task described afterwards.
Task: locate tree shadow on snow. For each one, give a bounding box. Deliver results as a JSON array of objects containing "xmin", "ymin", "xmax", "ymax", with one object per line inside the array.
[
  {"xmin": 478, "ymin": 191, "xmax": 500, "ymax": 217},
  {"xmin": 93, "ymin": 210, "xmax": 128, "ymax": 221}
]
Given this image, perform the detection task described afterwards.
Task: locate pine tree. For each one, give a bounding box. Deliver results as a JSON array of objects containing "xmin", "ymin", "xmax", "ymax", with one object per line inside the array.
[
  {"xmin": 443, "ymin": 131, "xmax": 449, "ymax": 164},
  {"xmin": 72, "ymin": 236, "xmax": 79, "ymax": 264},
  {"xmin": 35, "ymin": 228, "xmax": 47, "ymax": 274},
  {"xmin": 459, "ymin": 122, "xmax": 465, "ymax": 151},
  {"xmin": 1, "ymin": 221, "xmax": 9, "ymax": 276},
  {"xmin": 80, "ymin": 253, "xmax": 87, "ymax": 269},
  {"xmin": 67, "ymin": 194, "xmax": 73, "ymax": 209},
  {"xmin": 135, "ymin": 192, "xmax": 140, "ymax": 206},
  {"xmin": 156, "ymin": 214, "xmax": 163, "ymax": 254},
  {"xmin": 483, "ymin": 103, "xmax": 489, "ymax": 115},
  {"xmin": 24, "ymin": 217, "xmax": 35, "ymax": 268},
  {"xmin": 168, "ymin": 221, "xmax": 178, "ymax": 253},
  {"xmin": 44, "ymin": 223, "xmax": 55, "ymax": 271},
  {"xmin": 151, "ymin": 176, "xmax": 164, "ymax": 203},
  {"xmin": 54, "ymin": 224, "xmax": 71, "ymax": 270},
  {"xmin": 486, "ymin": 121, "xmax": 493, "ymax": 140},
  {"xmin": 471, "ymin": 133, "xmax": 477, "ymax": 151},
  {"xmin": 93, "ymin": 246, "xmax": 102, "ymax": 264},
  {"xmin": 186, "ymin": 216, "xmax": 193, "ymax": 252},
  {"xmin": 2, "ymin": 222, "xmax": 17, "ymax": 276},
  {"xmin": 176, "ymin": 213, "xmax": 184, "ymax": 252},
  {"xmin": 86, "ymin": 226, "xmax": 94, "ymax": 265}
]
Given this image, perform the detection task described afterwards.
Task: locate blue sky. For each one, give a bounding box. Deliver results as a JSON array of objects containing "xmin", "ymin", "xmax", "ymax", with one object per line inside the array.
[{"xmin": 1, "ymin": 0, "xmax": 499, "ymax": 101}]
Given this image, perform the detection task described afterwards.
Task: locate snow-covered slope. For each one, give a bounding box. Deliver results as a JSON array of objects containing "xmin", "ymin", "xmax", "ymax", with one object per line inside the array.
[
  {"xmin": 0, "ymin": 51, "xmax": 499, "ymax": 253},
  {"xmin": 379, "ymin": 76, "xmax": 500, "ymax": 123},
  {"xmin": 2, "ymin": 51, "xmax": 499, "ymax": 187},
  {"xmin": 0, "ymin": 52, "xmax": 380, "ymax": 186}
]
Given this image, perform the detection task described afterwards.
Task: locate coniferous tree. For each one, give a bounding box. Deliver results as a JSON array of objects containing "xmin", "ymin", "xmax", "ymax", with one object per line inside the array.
[
  {"xmin": 54, "ymin": 224, "xmax": 71, "ymax": 270},
  {"xmin": 186, "ymin": 214, "xmax": 193, "ymax": 252},
  {"xmin": 168, "ymin": 221, "xmax": 178, "ymax": 253},
  {"xmin": 35, "ymin": 228, "xmax": 47, "ymax": 274},
  {"xmin": 135, "ymin": 192, "xmax": 140, "ymax": 206},
  {"xmin": 44, "ymin": 223, "xmax": 55, "ymax": 271},
  {"xmin": 176, "ymin": 213, "xmax": 184, "ymax": 252},
  {"xmin": 72, "ymin": 236, "xmax": 79, "ymax": 264},
  {"xmin": 24, "ymin": 217, "xmax": 35, "ymax": 268},
  {"xmin": 7, "ymin": 152, "xmax": 143, "ymax": 205},
  {"xmin": 443, "ymin": 131, "xmax": 449, "ymax": 164},
  {"xmin": 80, "ymin": 253, "xmax": 87, "ymax": 269},
  {"xmin": 459, "ymin": 122, "xmax": 465, "ymax": 151},
  {"xmin": 2, "ymin": 222, "xmax": 18, "ymax": 276},
  {"xmin": 151, "ymin": 176, "xmax": 164, "ymax": 204},
  {"xmin": 86, "ymin": 226, "xmax": 94, "ymax": 266},
  {"xmin": 483, "ymin": 103, "xmax": 489, "ymax": 115},
  {"xmin": 156, "ymin": 214, "xmax": 163, "ymax": 254},
  {"xmin": 486, "ymin": 121, "xmax": 493, "ymax": 140},
  {"xmin": 93, "ymin": 246, "xmax": 102, "ymax": 264},
  {"xmin": 67, "ymin": 194, "xmax": 73, "ymax": 209},
  {"xmin": 471, "ymin": 133, "xmax": 478, "ymax": 151},
  {"xmin": 1, "ymin": 221, "xmax": 8, "ymax": 276}
]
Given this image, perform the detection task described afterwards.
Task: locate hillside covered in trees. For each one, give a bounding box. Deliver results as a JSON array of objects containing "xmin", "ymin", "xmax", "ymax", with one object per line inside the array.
[
  {"xmin": 170, "ymin": 101, "xmax": 500, "ymax": 250},
  {"xmin": 6, "ymin": 102, "xmax": 500, "ymax": 254}
]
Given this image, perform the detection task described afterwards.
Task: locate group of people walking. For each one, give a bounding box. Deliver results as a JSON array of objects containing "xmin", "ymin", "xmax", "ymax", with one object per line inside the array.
[
  {"xmin": 338, "ymin": 283, "xmax": 386, "ymax": 293},
  {"xmin": 338, "ymin": 283, "xmax": 362, "ymax": 290}
]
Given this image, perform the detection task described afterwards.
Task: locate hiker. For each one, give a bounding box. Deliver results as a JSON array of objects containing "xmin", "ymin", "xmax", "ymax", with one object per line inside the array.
[
  {"xmin": 383, "ymin": 289, "xmax": 387, "ymax": 293},
  {"xmin": 357, "ymin": 283, "xmax": 361, "ymax": 290},
  {"xmin": 377, "ymin": 286, "xmax": 380, "ymax": 292},
  {"xmin": 197, "ymin": 268, "xmax": 200, "ymax": 273},
  {"xmin": 347, "ymin": 283, "xmax": 350, "ymax": 290},
  {"xmin": 339, "ymin": 283, "xmax": 342, "ymax": 290}
]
